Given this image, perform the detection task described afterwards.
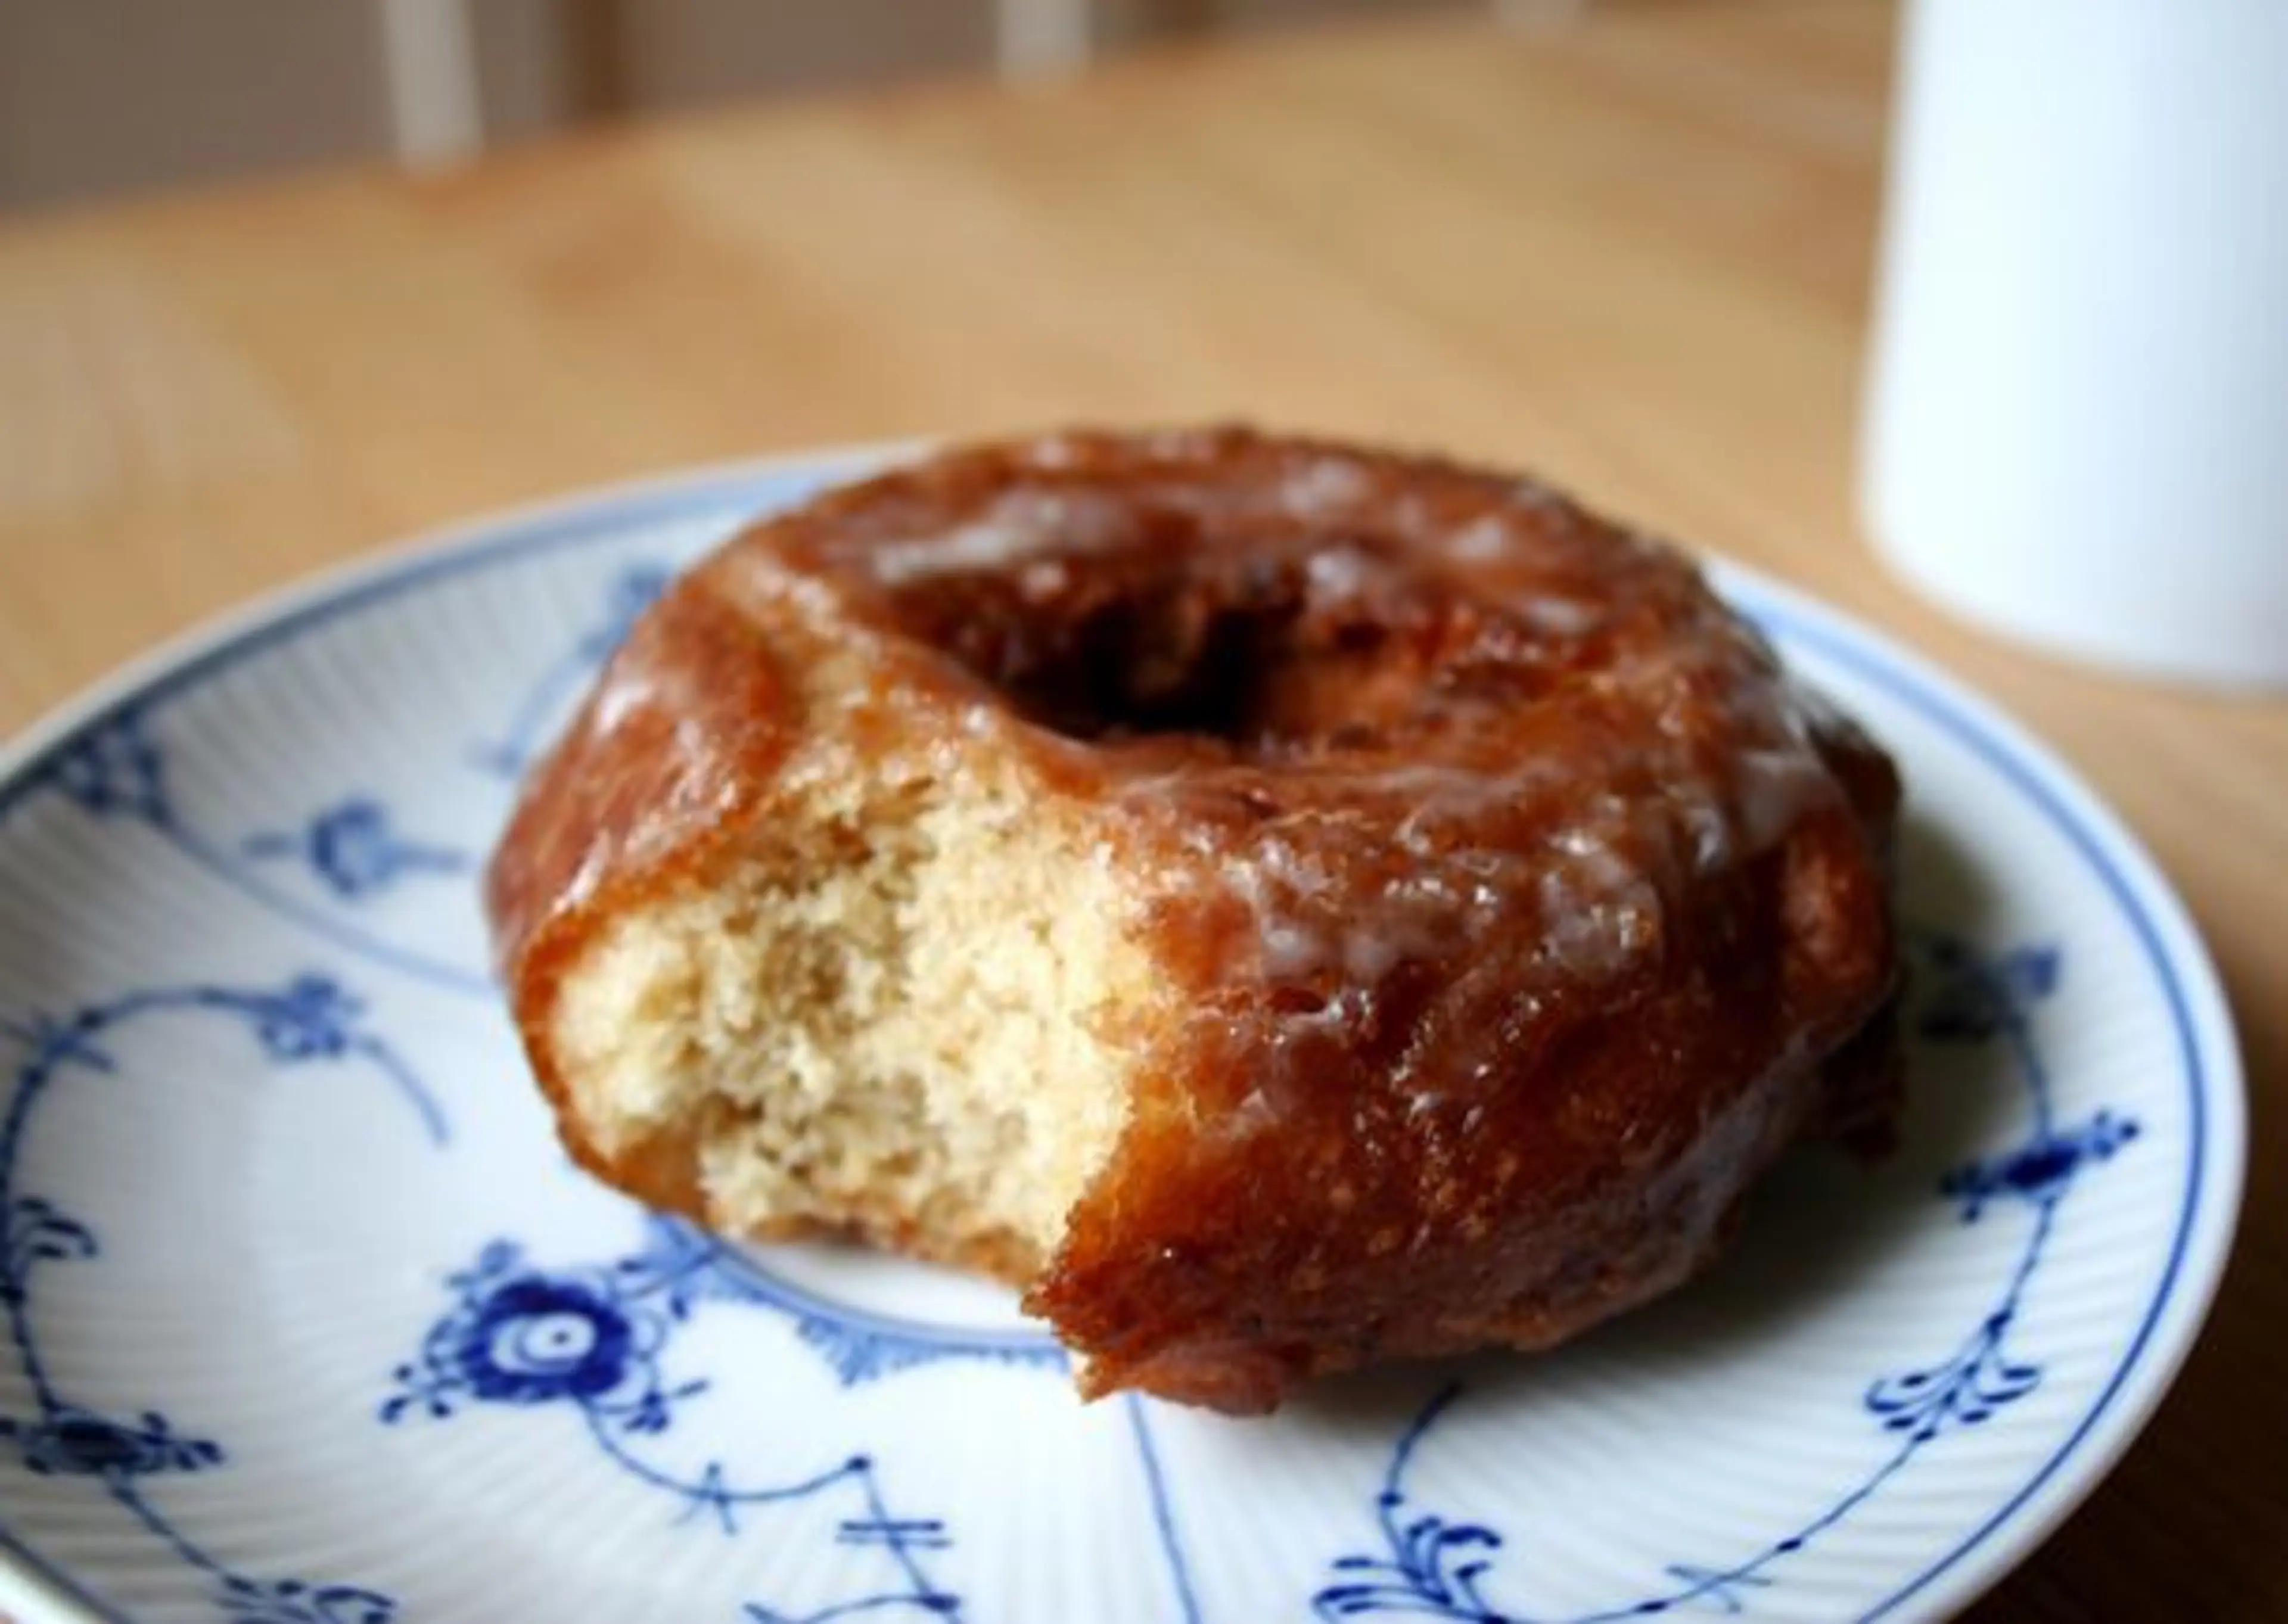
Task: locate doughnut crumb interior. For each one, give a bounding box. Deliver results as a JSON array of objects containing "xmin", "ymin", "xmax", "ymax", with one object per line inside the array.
[
  {"xmin": 550, "ymin": 696, "xmax": 1155, "ymax": 1284},
  {"xmin": 488, "ymin": 427, "xmax": 1904, "ymax": 1414}
]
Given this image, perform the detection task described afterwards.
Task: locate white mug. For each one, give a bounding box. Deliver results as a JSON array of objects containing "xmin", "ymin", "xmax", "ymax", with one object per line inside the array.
[{"xmin": 1861, "ymin": 0, "xmax": 2288, "ymax": 689}]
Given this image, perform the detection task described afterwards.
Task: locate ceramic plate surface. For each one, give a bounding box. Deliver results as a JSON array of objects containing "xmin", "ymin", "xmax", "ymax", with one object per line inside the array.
[{"xmin": 0, "ymin": 452, "xmax": 2243, "ymax": 1624}]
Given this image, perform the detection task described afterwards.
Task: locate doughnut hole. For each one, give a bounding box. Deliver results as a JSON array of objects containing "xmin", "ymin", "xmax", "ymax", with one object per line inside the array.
[{"xmin": 878, "ymin": 540, "xmax": 1566, "ymax": 759}]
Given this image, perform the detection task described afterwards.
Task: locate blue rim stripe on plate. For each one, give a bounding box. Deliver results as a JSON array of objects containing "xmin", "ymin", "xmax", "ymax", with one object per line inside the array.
[{"xmin": 1756, "ymin": 604, "xmax": 2228, "ymax": 1622}]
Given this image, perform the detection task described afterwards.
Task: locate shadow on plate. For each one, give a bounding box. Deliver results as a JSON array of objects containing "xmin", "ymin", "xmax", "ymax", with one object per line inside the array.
[{"xmin": 1281, "ymin": 806, "xmax": 2027, "ymax": 1442}]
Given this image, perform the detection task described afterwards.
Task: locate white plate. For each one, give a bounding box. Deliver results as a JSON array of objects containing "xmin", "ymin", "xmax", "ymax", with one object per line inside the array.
[{"xmin": 0, "ymin": 452, "xmax": 2243, "ymax": 1624}]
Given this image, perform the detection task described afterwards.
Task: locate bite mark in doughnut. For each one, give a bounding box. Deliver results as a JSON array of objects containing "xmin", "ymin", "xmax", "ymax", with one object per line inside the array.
[{"xmin": 486, "ymin": 428, "xmax": 1902, "ymax": 1414}]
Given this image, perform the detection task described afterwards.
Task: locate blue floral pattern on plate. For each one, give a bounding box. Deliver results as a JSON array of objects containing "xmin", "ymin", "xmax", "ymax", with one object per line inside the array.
[
  {"xmin": 0, "ymin": 461, "xmax": 2237, "ymax": 1622},
  {"xmin": 0, "ymin": 978, "xmax": 437, "ymax": 1623},
  {"xmin": 243, "ymin": 800, "xmax": 467, "ymax": 902},
  {"xmin": 34, "ymin": 557, "xmax": 679, "ymax": 999},
  {"xmin": 471, "ymin": 563, "xmax": 671, "ymax": 782},
  {"xmin": 38, "ymin": 710, "xmax": 492, "ymax": 997},
  {"xmin": 1313, "ymin": 929, "xmax": 2140, "ymax": 1622},
  {"xmin": 381, "ymin": 1230, "xmax": 964, "ymax": 1619}
]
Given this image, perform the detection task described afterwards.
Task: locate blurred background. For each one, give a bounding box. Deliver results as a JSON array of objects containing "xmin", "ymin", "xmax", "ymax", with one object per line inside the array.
[{"xmin": 0, "ymin": 0, "xmax": 1568, "ymax": 213}]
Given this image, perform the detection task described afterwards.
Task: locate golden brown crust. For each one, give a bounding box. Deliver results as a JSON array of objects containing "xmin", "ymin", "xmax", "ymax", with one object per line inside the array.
[
  {"xmin": 484, "ymin": 579, "xmax": 798, "ymax": 1215},
  {"xmin": 486, "ymin": 427, "xmax": 1902, "ymax": 1414}
]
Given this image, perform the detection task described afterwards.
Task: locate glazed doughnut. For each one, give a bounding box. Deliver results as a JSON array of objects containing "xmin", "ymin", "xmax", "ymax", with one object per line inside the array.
[{"xmin": 486, "ymin": 428, "xmax": 1902, "ymax": 1414}]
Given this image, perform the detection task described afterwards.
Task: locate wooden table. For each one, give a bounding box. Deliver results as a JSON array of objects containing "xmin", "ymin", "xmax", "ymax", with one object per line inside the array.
[{"xmin": 0, "ymin": 2, "xmax": 2280, "ymax": 1616}]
